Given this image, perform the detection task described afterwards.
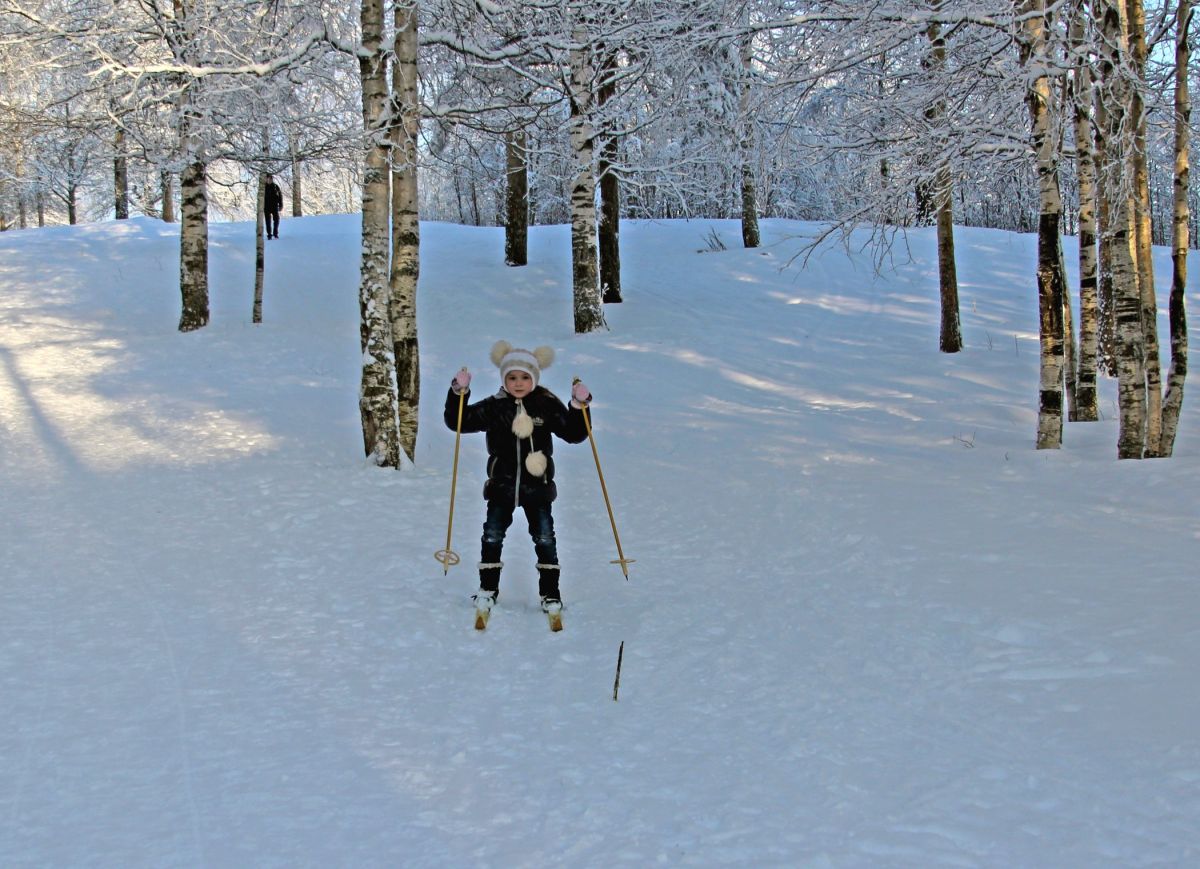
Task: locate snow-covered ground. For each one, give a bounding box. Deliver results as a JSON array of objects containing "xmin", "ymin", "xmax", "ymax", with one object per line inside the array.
[{"xmin": 1, "ymin": 214, "xmax": 1197, "ymax": 867}]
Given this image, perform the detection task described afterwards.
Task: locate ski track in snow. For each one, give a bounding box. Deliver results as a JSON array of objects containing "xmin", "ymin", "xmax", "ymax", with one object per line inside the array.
[{"xmin": 1, "ymin": 217, "xmax": 1198, "ymax": 867}]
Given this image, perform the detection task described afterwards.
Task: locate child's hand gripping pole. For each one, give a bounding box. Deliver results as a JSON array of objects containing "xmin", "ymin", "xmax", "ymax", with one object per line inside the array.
[
  {"xmin": 434, "ymin": 368, "xmax": 468, "ymax": 574},
  {"xmin": 575, "ymin": 377, "xmax": 634, "ymax": 579}
]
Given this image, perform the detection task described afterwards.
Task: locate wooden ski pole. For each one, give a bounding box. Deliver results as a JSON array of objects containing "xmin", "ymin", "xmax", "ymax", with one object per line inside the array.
[
  {"xmin": 434, "ymin": 371, "xmax": 468, "ymax": 574},
  {"xmin": 575, "ymin": 378, "xmax": 634, "ymax": 579}
]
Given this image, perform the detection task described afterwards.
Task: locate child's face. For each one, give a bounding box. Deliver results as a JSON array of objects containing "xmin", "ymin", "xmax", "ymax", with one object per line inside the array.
[{"xmin": 504, "ymin": 370, "xmax": 534, "ymax": 398}]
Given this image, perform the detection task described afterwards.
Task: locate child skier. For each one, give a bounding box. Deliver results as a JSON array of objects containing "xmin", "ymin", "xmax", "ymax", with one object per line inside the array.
[{"xmin": 445, "ymin": 340, "xmax": 592, "ymax": 629}]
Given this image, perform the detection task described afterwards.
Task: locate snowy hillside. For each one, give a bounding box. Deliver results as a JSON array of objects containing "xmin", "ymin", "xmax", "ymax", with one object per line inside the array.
[{"xmin": 1, "ymin": 214, "xmax": 1197, "ymax": 867}]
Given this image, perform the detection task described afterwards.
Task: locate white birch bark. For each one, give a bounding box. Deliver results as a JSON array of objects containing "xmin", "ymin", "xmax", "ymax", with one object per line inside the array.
[
  {"xmin": 1092, "ymin": 61, "xmax": 1117, "ymax": 379},
  {"xmin": 253, "ymin": 169, "xmax": 265, "ymax": 325},
  {"xmin": 1018, "ymin": 0, "xmax": 1067, "ymax": 449},
  {"xmin": 1160, "ymin": 0, "xmax": 1191, "ymax": 456},
  {"xmin": 1096, "ymin": 0, "xmax": 1146, "ymax": 458},
  {"xmin": 568, "ymin": 20, "xmax": 605, "ymax": 334},
  {"xmin": 253, "ymin": 125, "xmax": 268, "ymax": 326},
  {"xmin": 390, "ymin": 1, "xmax": 421, "ymax": 465},
  {"xmin": 173, "ymin": 1, "xmax": 208, "ymax": 333},
  {"xmin": 177, "ymin": 156, "xmax": 209, "ymax": 332},
  {"xmin": 1069, "ymin": 2, "xmax": 1100, "ymax": 420},
  {"xmin": 358, "ymin": 0, "xmax": 400, "ymax": 467},
  {"xmin": 1059, "ymin": 218, "xmax": 1077, "ymax": 418},
  {"xmin": 252, "ymin": 128, "xmax": 270, "ymax": 325},
  {"xmin": 1125, "ymin": 0, "xmax": 1163, "ymax": 455}
]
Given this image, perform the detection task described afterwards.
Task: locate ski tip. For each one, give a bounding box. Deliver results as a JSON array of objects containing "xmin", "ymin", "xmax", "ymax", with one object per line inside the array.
[
  {"xmin": 547, "ymin": 612, "xmax": 563, "ymax": 632},
  {"xmin": 474, "ymin": 610, "xmax": 490, "ymax": 630}
]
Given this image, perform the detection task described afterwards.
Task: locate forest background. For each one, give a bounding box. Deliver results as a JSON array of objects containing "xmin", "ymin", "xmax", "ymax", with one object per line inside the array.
[{"xmin": 0, "ymin": 0, "xmax": 1193, "ymax": 462}]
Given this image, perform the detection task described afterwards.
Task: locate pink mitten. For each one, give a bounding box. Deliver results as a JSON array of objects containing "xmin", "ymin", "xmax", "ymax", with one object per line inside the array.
[
  {"xmin": 571, "ymin": 381, "xmax": 592, "ymax": 404},
  {"xmin": 452, "ymin": 368, "xmax": 471, "ymax": 393}
]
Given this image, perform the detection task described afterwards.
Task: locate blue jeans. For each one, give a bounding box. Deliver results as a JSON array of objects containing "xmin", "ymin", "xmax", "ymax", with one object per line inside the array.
[{"xmin": 481, "ymin": 499, "xmax": 558, "ymax": 566}]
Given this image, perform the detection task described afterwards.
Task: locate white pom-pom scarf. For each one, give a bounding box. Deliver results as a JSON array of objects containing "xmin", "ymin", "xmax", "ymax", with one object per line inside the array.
[
  {"xmin": 525, "ymin": 450, "xmax": 547, "ymax": 477},
  {"xmin": 512, "ymin": 403, "xmax": 534, "ymax": 439},
  {"xmin": 510, "ymin": 399, "xmax": 547, "ymax": 479}
]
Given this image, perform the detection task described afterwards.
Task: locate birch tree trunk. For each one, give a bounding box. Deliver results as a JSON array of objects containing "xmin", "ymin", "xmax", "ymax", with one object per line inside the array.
[
  {"xmin": 597, "ymin": 47, "xmax": 622, "ymax": 302},
  {"xmin": 12, "ymin": 156, "xmax": 26, "ymax": 228},
  {"xmin": 935, "ymin": 176, "xmax": 962, "ymax": 353},
  {"xmin": 113, "ymin": 125, "xmax": 129, "ymax": 220},
  {"xmin": 504, "ymin": 129, "xmax": 528, "ymax": 266},
  {"xmin": 1160, "ymin": 0, "xmax": 1191, "ymax": 456},
  {"xmin": 290, "ymin": 138, "xmax": 303, "ymax": 217},
  {"xmin": 172, "ymin": 1, "xmax": 207, "ymax": 332},
  {"xmin": 161, "ymin": 171, "xmax": 175, "ymax": 223},
  {"xmin": 253, "ymin": 127, "xmax": 269, "ymax": 325},
  {"xmin": 1093, "ymin": 92, "xmax": 1117, "ymax": 377},
  {"xmin": 1019, "ymin": 0, "xmax": 1067, "ymax": 449},
  {"xmin": 738, "ymin": 27, "xmax": 760, "ymax": 249},
  {"xmin": 1125, "ymin": 0, "xmax": 1163, "ymax": 455},
  {"xmin": 1059, "ymin": 225, "xmax": 1078, "ymax": 417},
  {"xmin": 176, "ymin": 90, "xmax": 207, "ymax": 330},
  {"xmin": 390, "ymin": 0, "xmax": 421, "ymax": 464},
  {"xmin": 358, "ymin": 0, "xmax": 400, "ymax": 467},
  {"xmin": 568, "ymin": 22, "xmax": 606, "ymax": 334},
  {"xmin": 1069, "ymin": 1, "xmax": 1100, "ymax": 420},
  {"xmin": 253, "ymin": 170, "xmax": 265, "ymax": 324},
  {"xmin": 599, "ymin": 150, "xmax": 622, "ymax": 299},
  {"xmin": 177, "ymin": 156, "xmax": 209, "ymax": 332},
  {"xmin": 926, "ymin": 9, "xmax": 961, "ymax": 353},
  {"xmin": 1096, "ymin": 0, "xmax": 1147, "ymax": 458}
]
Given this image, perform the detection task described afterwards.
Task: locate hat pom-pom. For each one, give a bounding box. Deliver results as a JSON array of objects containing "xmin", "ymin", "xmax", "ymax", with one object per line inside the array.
[
  {"xmin": 525, "ymin": 450, "xmax": 547, "ymax": 477},
  {"xmin": 532, "ymin": 346, "xmax": 555, "ymax": 370},
  {"xmin": 490, "ymin": 340, "xmax": 513, "ymax": 368}
]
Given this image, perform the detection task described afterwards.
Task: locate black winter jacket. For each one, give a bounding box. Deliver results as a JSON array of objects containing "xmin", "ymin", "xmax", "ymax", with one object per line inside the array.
[
  {"xmin": 444, "ymin": 386, "xmax": 588, "ymax": 505},
  {"xmin": 264, "ymin": 182, "xmax": 283, "ymax": 213}
]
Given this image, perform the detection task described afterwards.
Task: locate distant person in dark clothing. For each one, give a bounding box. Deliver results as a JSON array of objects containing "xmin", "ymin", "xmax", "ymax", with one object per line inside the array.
[{"xmin": 264, "ymin": 174, "xmax": 283, "ymax": 239}]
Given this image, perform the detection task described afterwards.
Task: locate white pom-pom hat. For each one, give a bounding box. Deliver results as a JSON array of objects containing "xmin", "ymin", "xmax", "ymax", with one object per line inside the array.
[{"xmin": 491, "ymin": 340, "xmax": 555, "ymax": 390}]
